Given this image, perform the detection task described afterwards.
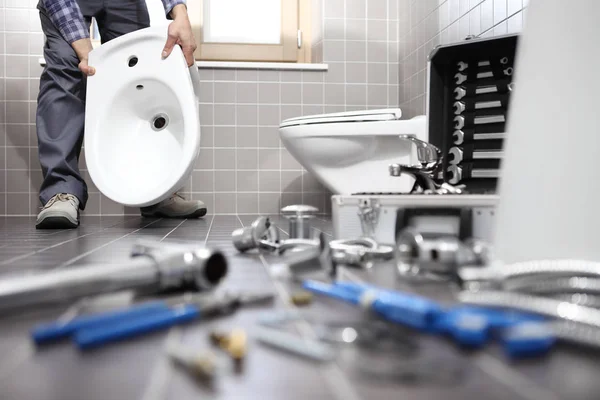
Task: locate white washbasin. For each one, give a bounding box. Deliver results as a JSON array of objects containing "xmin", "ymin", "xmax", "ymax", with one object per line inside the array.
[{"xmin": 84, "ymin": 25, "xmax": 201, "ymax": 207}]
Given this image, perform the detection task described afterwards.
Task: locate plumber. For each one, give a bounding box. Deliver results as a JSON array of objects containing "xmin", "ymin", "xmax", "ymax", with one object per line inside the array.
[{"xmin": 34, "ymin": 0, "xmax": 207, "ymax": 229}]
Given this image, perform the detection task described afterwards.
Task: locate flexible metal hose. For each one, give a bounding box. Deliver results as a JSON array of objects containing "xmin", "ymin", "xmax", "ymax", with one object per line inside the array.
[
  {"xmin": 503, "ymin": 276, "xmax": 600, "ymax": 295},
  {"xmin": 458, "ymin": 290, "xmax": 600, "ymax": 329}
]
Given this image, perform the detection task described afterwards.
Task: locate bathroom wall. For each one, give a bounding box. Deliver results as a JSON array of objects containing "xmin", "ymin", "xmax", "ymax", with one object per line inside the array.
[
  {"xmin": 398, "ymin": 0, "xmax": 528, "ymax": 117},
  {"xmin": 0, "ymin": 0, "xmax": 400, "ymax": 216}
]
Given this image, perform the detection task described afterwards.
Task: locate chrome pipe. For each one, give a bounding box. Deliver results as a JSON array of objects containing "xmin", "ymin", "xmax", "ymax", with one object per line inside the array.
[{"xmin": 0, "ymin": 240, "xmax": 228, "ymax": 311}]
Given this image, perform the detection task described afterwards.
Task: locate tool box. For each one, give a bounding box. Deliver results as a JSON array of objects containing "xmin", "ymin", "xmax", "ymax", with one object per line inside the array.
[
  {"xmin": 331, "ymin": 194, "xmax": 498, "ymax": 245},
  {"xmin": 331, "ymin": 35, "xmax": 518, "ymax": 244},
  {"xmin": 428, "ymin": 33, "xmax": 519, "ymax": 193}
]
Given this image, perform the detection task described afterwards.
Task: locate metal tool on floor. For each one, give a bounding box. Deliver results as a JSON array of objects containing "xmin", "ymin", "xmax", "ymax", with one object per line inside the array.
[
  {"xmin": 210, "ymin": 328, "xmax": 247, "ymax": 370},
  {"xmin": 232, "ymin": 216, "xmax": 280, "ymax": 252},
  {"xmin": 281, "ymin": 205, "xmax": 319, "ymax": 239},
  {"xmin": 271, "ymin": 232, "xmax": 336, "ymax": 280},
  {"xmin": 31, "ymin": 290, "xmax": 274, "ymax": 349},
  {"xmin": 166, "ymin": 342, "xmax": 218, "ymax": 384},
  {"xmin": 0, "ymin": 240, "xmax": 228, "ymax": 312},
  {"xmin": 395, "ymin": 227, "xmax": 490, "ymax": 281},
  {"xmin": 453, "ymin": 130, "xmax": 505, "ymax": 145},
  {"xmin": 254, "ymin": 326, "xmax": 336, "ymax": 362}
]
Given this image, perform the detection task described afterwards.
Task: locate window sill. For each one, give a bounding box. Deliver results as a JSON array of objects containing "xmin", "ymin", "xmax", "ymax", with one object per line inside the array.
[{"xmin": 38, "ymin": 57, "xmax": 328, "ymax": 71}]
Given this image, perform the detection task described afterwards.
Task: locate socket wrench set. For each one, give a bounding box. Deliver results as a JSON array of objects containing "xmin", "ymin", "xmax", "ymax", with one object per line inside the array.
[{"xmin": 428, "ymin": 34, "xmax": 519, "ymax": 193}]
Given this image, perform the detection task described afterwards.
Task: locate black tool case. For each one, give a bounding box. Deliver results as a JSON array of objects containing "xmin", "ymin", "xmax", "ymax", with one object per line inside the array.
[{"xmin": 427, "ymin": 34, "xmax": 519, "ymax": 193}]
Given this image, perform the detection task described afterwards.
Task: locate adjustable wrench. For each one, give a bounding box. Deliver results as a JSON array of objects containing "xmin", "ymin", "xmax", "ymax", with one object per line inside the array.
[
  {"xmin": 448, "ymin": 147, "xmax": 503, "ymax": 165},
  {"xmin": 454, "ymin": 85, "xmax": 501, "ymax": 100},
  {"xmin": 457, "ymin": 58, "xmax": 509, "ymax": 72},
  {"xmin": 454, "ymin": 68, "xmax": 512, "ymax": 85},
  {"xmin": 453, "ymin": 131, "xmax": 505, "ymax": 145},
  {"xmin": 457, "ymin": 60, "xmax": 490, "ymax": 72},
  {"xmin": 454, "ymin": 115, "xmax": 505, "ymax": 130},
  {"xmin": 453, "ymin": 100, "xmax": 502, "ymax": 115},
  {"xmin": 447, "ymin": 165, "xmax": 500, "ymax": 184}
]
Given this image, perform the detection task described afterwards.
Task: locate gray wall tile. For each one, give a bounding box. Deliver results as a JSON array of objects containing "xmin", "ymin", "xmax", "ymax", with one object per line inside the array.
[
  {"xmin": 258, "ymin": 193, "xmax": 280, "ymax": 214},
  {"xmin": 258, "ymin": 105, "xmax": 280, "ymax": 126},
  {"xmin": 214, "ymin": 149, "xmax": 236, "ymax": 169},
  {"xmin": 215, "ymin": 171, "xmax": 236, "ymax": 192},
  {"xmin": 214, "ymin": 126, "xmax": 236, "ymax": 147},
  {"xmin": 6, "ymin": 194, "xmax": 29, "ymax": 214},
  {"xmin": 6, "ymin": 124, "xmax": 28, "ymax": 146},
  {"xmin": 236, "ymin": 193, "xmax": 259, "ymax": 214},
  {"xmin": 192, "ymin": 171, "xmax": 214, "ymax": 192},
  {"xmin": 258, "ymin": 82, "xmax": 280, "ymax": 104},
  {"xmin": 236, "ymin": 171, "xmax": 258, "ymax": 192},
  {"xmin": 236, "ymin": 82, "xmax": 258, "ymax": 103},
  {"xmin": 237, "ymin": 126, "xmax": 258, "ymax": 148},
  {"xmin": 215, "ymin": 193, "xmax": 236, "ymax": 213},
  {"xmin": 302, "ymin": 83, "xmax": 324, "ymax": 105},
  {"xmin": 236, "ymin": 105, "xmax": 258, "ymax": 126},
  {"xmin": 214, "ymin": 82, "xmax": 236, "ymax": 103},
  {"xmin": 2, "ymin": 0, "xmax": 404, "ymax": 215},
  {"xmin": 258, "ymin": 126, "xmax": 279, "ymax": 148},
  {"xmin": 258, "ymin": 171, "xmax": 280, "ymax": 192},
  {"xmin": 258, "ymin": 149, "xmax": 279, "ymax": 170},
  {"xmin": 236, "ymin": 149, "xmax": 258, "ymax": 170},
  {"xmin": 7, "ymin": 169, "xmax": 30, "ymax": 192}
]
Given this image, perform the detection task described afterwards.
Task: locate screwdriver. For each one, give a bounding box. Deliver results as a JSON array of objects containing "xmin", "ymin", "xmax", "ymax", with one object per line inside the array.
[{"xmin": 74, "ymin": 291, "xmax": 274, "ymax": 350}]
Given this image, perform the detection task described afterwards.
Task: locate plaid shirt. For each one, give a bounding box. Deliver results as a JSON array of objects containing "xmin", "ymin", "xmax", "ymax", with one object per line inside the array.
[{"xmin": 40, "ymin": 0, "xmax": 186, "ymax": 44}]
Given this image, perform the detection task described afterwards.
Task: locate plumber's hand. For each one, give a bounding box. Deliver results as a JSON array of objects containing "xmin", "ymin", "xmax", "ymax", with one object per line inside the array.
[
  {"xmin": 72, "ymin": 38, "xmax": 96, "ymax": 76},
  {"xmin": 163, "ymin": 4, "xmax": 197, "ymax": 67}
]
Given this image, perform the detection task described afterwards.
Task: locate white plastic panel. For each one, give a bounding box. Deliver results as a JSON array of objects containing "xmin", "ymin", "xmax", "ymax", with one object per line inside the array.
[{"xmin": 203, "ymin": 0, "xmax": 282, "ymax": 44}]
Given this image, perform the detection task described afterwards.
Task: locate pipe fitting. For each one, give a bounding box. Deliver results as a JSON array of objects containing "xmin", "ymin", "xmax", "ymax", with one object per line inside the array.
[
  {"xmin": 231, "ymin": 216, "xmax": 279, "ymax": 252},
  {"xmin": 281, "ymin": 205, "xmax": 319, "ymax": 239}
]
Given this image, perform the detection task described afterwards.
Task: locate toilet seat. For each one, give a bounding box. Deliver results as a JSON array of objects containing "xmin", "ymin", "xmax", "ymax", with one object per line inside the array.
[{"xmin": 280, "ymin": 108, "xmax": 402, "ymax": 128}]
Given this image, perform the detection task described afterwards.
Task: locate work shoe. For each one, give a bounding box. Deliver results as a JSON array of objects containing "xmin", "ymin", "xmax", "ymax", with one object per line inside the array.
[
  {"xmin": 140, "ymin": 193, "xmax": 207, "ymax": 218},
  {"xmin": 36, "ymin": 193, "xmax": 80, "ymax": 229}
]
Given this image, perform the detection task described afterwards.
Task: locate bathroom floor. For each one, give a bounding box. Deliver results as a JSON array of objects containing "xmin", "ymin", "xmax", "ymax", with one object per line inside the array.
[{"xmin": 0, "ymin": 216, "xmax": 598, "ymax": 400}]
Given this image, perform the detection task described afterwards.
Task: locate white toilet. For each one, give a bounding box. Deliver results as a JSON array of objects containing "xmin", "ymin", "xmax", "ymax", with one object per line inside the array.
[
  {"xmin": 279, "ymin": 109, "xmax": 428, "ymax": 194},
  {"xmin": 84, "ymin": 25, "xmax": 202, "ymax": 207}
]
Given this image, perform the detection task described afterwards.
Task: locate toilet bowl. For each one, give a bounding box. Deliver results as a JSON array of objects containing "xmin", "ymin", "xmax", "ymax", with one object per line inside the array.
[
  {"xmin": 278, "ymin": 109, "xmax": 427, "ymax": 194},
  {"xmin": 84, "ymin": 25, "xmax": 202, "ymax": 207}
]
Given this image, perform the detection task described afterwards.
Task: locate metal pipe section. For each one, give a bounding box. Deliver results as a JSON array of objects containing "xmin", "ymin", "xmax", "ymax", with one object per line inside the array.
[{"xmin": 0, "ymin": 240, "xmax": 228, "ymax": 312}]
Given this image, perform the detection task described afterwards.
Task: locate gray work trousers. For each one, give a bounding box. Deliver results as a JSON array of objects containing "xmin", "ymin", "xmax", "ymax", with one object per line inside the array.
[{"xmin": 36, "ymin": 0, "xmax": 150, "ymax": 210}]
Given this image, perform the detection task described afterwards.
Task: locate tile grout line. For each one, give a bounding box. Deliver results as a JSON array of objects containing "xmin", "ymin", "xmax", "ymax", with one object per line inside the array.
[
  {"xmin": 0, "ymin": 216, "xmax": 142, "ymax": 266},
  {"xmin": 54, "ymin": 218, "xmax": 163, "ymax": 269},
  {"xmin": 0, "ymin": 216, "xmax": 161, "ymax": 383}
]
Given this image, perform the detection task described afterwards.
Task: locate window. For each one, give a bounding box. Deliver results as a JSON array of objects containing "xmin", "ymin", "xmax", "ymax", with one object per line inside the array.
[{"xmin": 187, "ymin": 0, "xmax": 313, "ymax": 63}]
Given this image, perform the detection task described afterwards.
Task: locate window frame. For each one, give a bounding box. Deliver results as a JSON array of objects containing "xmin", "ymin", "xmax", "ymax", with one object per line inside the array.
[{"xmin": 188, "ymin": 0, "xmax": 312, "ymax": 63}]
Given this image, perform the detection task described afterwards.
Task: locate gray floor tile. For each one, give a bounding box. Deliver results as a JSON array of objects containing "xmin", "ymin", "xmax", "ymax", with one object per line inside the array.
[{"xmin": 0, "ymin": 216, "xmax": 595, "ymax": 400}]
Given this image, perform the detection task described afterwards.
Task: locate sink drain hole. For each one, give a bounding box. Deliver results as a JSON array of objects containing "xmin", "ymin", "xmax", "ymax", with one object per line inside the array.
[
  {"xmin": 136, "ymin": 85, "xmax": 144, "ymax": 90},
  {"xmin": 151, "ymin": 114, "xmax": 169, "ymax": 131},
  {"xmin": 128, "ymin": 56, "xmax": 138, "ymax": 67}
]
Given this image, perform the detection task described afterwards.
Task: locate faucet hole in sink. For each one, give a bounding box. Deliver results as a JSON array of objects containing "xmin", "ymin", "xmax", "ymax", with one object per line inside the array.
[
  {"xmin": 151, "ymin": 114, "xmax": 169, "ymax": 131},
  {"xmin": 136, "ymin": 85, "xmax": 144, "ymax": 90},
  {"xmin": 128, "ymin": 56, "xmax": 138, "ymax": 67}
]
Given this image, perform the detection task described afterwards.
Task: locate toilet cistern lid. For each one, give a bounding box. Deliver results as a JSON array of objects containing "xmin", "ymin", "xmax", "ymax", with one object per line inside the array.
[{"xmin": 279, "ymin": 108, "xmax": 402, "ymax": 128}]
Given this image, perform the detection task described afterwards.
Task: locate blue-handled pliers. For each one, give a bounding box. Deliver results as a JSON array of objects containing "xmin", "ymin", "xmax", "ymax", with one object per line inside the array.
[{"xmin": 31, "ymin": 291, "xmax": 275, "ymax": 350}]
